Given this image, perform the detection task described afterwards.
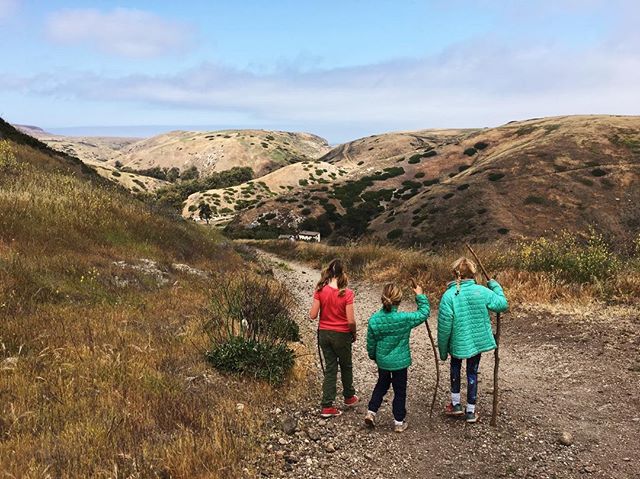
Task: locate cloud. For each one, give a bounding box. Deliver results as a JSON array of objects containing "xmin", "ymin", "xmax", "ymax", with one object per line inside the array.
[
  {"xmin": 46, "ymin": 7, "xmax": 193, "ymax": 58},
  {"xmin": 0, "ymin": 0, "xmax": 18, "ymax": 20}
]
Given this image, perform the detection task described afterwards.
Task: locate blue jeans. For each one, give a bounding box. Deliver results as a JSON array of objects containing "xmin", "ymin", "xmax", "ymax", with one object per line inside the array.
[
  {"xmin": 450, "ymin": 354, "xmax": 481, "ymax": 405},
  {"xmin": 367, "ymin": 368, "xmax": 408, "ymax": 422}
]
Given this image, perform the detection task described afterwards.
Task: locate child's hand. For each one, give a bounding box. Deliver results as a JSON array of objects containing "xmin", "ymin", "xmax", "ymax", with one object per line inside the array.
[{"xmin": 410, "ymin": 278, "xmax": 424, "ymax": 295}]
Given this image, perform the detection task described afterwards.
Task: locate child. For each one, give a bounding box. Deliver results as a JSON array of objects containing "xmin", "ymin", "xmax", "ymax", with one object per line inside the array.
[
  {"xmin": 309, "ymin": 259, "xmax": 359, "ymax": 418},
  {"xmin": 437, "ymin": 257, "xmax": 508, "ymax": 423},
  {"xmin": 364, "ymin": 281, "xmax": 430, "ymax": 433}
]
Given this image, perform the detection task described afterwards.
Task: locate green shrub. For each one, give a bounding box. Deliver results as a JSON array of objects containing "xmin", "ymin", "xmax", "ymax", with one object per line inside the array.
[
  {"xmin": 474, "ymin": 141, "xmax": 489, "ymax": 150},
  {"xmin": 591, "ymin": 168, "xmax": 608, "ymax": 177},
  {"xmin": 524, "ymin": 195, "xmax": 546, "ymax": 205},
  {"xmin": 414, "ymin": 172, "xmax": 425, "ymax": 179},
  {"xmin": 515, "ymin": 230, "xmax": 620, "ymax": 283},
  {"xmin": 463, "ymin": 147, "xmax": 477, "ymax": 156},
  {"xmin": 457, "ymin": 184, "xmax": 469, "ymax": 191},
  {"xmin": 111, "ymin": 170, "xmax": 121, "ymax": 177},
  {"xmin": 301, "ymin": 208, "xmax": 312, "ymax": 215},
  {"xmin": 207, "ymin": 337, "xmax": 294, "ymax": 385},
  {"xmin": 488, "ymin": 172, "xmax": 505, "ymax": 181},
  {"xmin": 408, "ymin": 155, "xmax": 421, "ymax": 164},
  {"xmin": 387, "ymin": 229, "xmax": 402, "ymax": 240}
]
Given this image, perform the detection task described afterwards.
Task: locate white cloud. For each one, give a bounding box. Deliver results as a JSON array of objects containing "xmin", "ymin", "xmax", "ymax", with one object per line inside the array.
[{"xmin": 46, "ymin": 7, "xmax": 192, "ymax": 58}]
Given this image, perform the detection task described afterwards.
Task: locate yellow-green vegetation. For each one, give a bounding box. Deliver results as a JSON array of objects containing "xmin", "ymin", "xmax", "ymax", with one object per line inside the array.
[
  {"xmin": 0, "ymin": 136, "xmax": 306, "ymax": 478},
  {"xmin": 250, "ymin": 231, "xmax": 640, "ymax": 304}
]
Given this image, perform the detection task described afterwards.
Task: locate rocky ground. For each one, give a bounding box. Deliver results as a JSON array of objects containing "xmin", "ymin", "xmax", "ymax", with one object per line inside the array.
[{"xmin": 247, "ymin": 254, "xmax": 640, "ymax": 479}]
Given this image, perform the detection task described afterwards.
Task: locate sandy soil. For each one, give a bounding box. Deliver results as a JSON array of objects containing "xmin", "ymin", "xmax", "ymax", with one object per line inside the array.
[{"xmin": 250, "ymin": 252, "xmax": 640, "ymax": 479}]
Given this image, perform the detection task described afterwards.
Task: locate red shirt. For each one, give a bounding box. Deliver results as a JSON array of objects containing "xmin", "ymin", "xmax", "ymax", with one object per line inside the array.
[{"xmin": 314, "ymin": 285, "xmax": 354, "ymax": 333}]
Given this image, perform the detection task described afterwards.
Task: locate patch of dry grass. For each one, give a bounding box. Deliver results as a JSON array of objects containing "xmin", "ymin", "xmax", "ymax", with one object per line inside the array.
[{"xmin": 0, "ymin": 139, "xmax": 310, "ymax": 478}]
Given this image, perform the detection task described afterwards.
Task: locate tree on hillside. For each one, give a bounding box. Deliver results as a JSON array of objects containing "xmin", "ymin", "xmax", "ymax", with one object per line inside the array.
[
  {"xmin": 199, "ymin": 203, "xmax": 213, "ymax": 224},
  {"xmin": 181, "ymin": 166, "xmax": 200, "ymax": 181}
]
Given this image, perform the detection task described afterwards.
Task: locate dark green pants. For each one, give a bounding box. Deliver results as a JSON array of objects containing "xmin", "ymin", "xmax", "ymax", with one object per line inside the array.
[{"xmin": 319, "ymin": 330, "xmax": 355, "ymax": 407}]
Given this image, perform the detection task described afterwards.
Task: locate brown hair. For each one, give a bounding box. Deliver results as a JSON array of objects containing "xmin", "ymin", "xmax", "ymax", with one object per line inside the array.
[
  {"xmin": 451, "ymin": 257, "xmax": 477, "ymax": 294},
  {"xmin": 316, "ymin": 259, "xmax": 348, "ymax": 297},
  {"xmin": 381, "ymin": 283, "xmax": 403, "ymax": 312}
]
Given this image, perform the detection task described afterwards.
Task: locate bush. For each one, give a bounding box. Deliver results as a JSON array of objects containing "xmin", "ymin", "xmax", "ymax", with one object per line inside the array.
[
  {"xmin": 463, "ymin": 147, "xmax": 477, "ymax": 156},
  {"xmin": 515, "ymin": 230, "xmax": 620, "ymax": 283},
  {"xmin": 205, "ymin": 273, "xmax": 299, "ymax": 384},
  {"xmin": 488, "ymin": 172, "xmax": 505, "ymax": 181},
  {"xmin": 207, "ymin": 336, "xmax": 294, "ymax": 385},
  {"xmin": 387, "ymin": 229, "xmax": 402, "ymax": 240},
  {"xmin": 474, "ymin": 141, "xmax": 489, "ymax": 150}
]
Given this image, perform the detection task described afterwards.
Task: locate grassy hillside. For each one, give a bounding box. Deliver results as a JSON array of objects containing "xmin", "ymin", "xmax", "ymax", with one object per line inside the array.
[
  {"xmin": 0, "ymin": 120, "xmax": 304, "ymax": 478},
  {"xmin": 112, "ymin": 129, "xmax": 330, "ymax": 179},
  {"xmin": 183, "ymin": 160, "xmax": 347, "ymax": 225},
  {"xmin": 227, "ymin": 116, "xmax": 640, "ymax": 246}
]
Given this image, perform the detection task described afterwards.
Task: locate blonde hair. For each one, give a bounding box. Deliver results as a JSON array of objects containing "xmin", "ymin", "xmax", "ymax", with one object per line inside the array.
[
  {"xmin": 316, "ymin": 259, "xmax": 348, "ymax": 297},
  {"xmin": 381, "ymin": 283, "xmax": 403, "ymax": 312},
  {"xmin": 451, "ymin": 257, "xmax": 477, "ymax": 294}
]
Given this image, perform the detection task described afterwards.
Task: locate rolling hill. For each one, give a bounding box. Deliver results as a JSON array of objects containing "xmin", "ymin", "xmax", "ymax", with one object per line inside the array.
[
  {"xmin": 225, "ymin": 115, "xmax": 640, "ymax": 245},
  {"xmin": 111, "ymin": 129, "xmax": 330, "ymax": 178}
]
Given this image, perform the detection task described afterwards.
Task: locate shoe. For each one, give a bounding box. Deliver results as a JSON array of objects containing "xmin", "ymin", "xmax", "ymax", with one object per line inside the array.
[
  {"xmin": 445, "ymin": 403, "xmax": 464, "ymax": 416},
  {"xmin": 344, "ymin": 395, "xmax": 360, "ymax": 408},
  {"xmin": 394, "ymin": 421, "xmax": 408, "ymax": 433},
  {"xmin": 465, "ymin": 411, "xmax": 478, "ymax": 423},
  {"xmin": 320, "ymin": 407, "xmax": 342, "ymax": 418},
  {"xmin": 364, "ymin": 411, "xmax": 376, "ymax": 428}
]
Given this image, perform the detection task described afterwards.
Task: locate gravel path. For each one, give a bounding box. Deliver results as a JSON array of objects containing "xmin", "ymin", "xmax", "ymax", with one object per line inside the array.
[{"xmin": 251, "ymin": 253, "xmax": 640, "ymax": 479}]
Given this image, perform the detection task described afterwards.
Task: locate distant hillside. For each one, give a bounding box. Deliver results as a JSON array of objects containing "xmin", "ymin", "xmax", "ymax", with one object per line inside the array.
[
  {"xmin": 13, "ymin": 124, "xmax": 140, "ymax": 164},
  {"xmin": 183, "ymin": 160, "xmax": 347, "ymax": 225},
  {"xmin": 112, "ymin": 129, "xmax": 330, "ymax": 178},
  {"xmin": 226, "ymin": 115, "xmax": 640, "ymax": 245}
]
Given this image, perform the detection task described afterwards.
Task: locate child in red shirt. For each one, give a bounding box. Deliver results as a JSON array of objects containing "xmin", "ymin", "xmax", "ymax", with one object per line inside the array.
[{"xmin": 309, "ymin": 259, "xmax": 359, "ymax": 417}]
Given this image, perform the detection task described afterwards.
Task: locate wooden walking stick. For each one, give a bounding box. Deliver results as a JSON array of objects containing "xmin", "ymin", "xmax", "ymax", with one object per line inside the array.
[
  {"xmin": 465, "ymin": 244, "xmax": 501, "ymax": 427},
  {"xmin": 412, "ymin": 278, "xmax": 439, "ymax": 418}
]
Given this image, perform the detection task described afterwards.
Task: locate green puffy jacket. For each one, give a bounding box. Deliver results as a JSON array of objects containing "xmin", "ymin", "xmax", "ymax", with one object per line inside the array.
[
  {"xmin": 437, "ymin": 279, "xmax": 508, "ymax": 361},
  {"xmin": 367, "ymin": 294, "xmax": 430, "ymax": 371}
]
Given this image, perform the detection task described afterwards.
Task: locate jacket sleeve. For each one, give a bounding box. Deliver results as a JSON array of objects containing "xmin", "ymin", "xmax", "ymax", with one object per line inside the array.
[
  {"xmin": 437, "ymin": 293, "xmax": 453, "ymax": 361},
  {"xmin": 403, "ymin": 294, "xmax": 431, "ymax": 328},
  {"xmin": 485, "ymin": 279, "xmax": 508, "ymax": 313},
  {"xmin": 366, "ymin": 322, "xmax": 377, "ymax": 360}
]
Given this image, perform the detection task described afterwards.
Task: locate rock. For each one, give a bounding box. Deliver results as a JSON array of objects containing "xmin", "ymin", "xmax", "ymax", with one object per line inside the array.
[
  {"xmin": 306, "ymin": 429, "xmax": 320, "ymax": 441},
  {"xmin": 306, "ymin": 458, "xmax": 313, "ymax": 466},
  {"xmin": 558, "ymin": 432, "xmax": 573, "ymax": 446},
  {"xmin": 282, "ymin": 417, "xmax": 297, "ymax": 435},
  {"xmin": 325, "ymin": 443, "xmax": 336, "ymax": 453},
  {"xmin": 236, "ymin": 403, "xmax": 245, "ymax": 413},
  {"xmin": 274, "ymin": 408, "xmax": 282, "ymax": 415},
  {"xmin": 318, "ymin": 419, "xmax": 327, "ymax": 427},
  {"xmin": 284, "ymin": 454, "xmax": 298, "ymax": 464},
  {"xmin": 278, "ymin": 438, "xmax": 287, "ymax": 446}
]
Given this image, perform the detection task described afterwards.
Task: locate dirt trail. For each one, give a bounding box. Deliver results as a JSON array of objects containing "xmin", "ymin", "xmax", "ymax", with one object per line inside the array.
[{"xmin": 254, "ymin": 253, "xmax": 640, "ymax": 479}]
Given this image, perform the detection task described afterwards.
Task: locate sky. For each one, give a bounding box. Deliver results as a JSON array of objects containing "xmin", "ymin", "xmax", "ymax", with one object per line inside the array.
[{"xmin": 1, "ymin": 0, "xmax": 639, "ymax": 143}]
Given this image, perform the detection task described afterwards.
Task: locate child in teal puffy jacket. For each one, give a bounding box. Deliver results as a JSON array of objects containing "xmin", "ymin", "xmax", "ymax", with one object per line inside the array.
[
  {"xmin": 365, "ymin": 281, "xmax": 430, "ymax": 433},
  {"xmin": 437, "ymin": 257, "xmax": 508, "ymax": 423}
]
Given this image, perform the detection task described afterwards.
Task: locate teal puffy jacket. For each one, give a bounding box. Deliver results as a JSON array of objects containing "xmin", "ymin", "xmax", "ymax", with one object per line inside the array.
[
  {"xmin": 367, "ymin": 294, "xmax": 430, "ymax": 371},
  {"xmin": 437, "ymin": 279, "xmax": 508, "ymax": 361}
]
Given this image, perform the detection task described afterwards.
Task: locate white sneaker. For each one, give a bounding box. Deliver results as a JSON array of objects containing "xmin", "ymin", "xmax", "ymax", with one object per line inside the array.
[
  {"xmin": 394, "ymin": 421, "xmax": 408, "ymax": 433},
  {"xmin": 364, "ymin": 411, "xmax": 376, "ymax": 428}
]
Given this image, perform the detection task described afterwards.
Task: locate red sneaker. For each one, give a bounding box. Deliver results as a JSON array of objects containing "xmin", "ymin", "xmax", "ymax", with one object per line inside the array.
[
  {"xmin": 344, "ymin": 395, "xmax": 360, "ymax": 408},
  {"xmin": 444, "ymin": 403, "xmax": 464, "ymax": 416},
  {"xmin": 320, "ymin": 407, "xmax": 343, "ymax": 418}
]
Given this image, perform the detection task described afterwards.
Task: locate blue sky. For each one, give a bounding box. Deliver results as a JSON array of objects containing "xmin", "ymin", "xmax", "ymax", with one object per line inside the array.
[{"xmin": 1, "ymin": 0, "xmax": 639, "ymax": 142}]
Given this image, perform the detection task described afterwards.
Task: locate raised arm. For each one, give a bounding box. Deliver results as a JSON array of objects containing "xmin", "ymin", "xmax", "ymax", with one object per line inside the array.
[
  {"xmin": 485, "ymin": 279, "xmax": 508, "ymax": 313},
  {"xmin": 404, "ymin": 294, "xmax": 431, "ymax": 328},
  {"xmin": 437, "ymin": 293, "xmax": 454, "ymax": 361}
]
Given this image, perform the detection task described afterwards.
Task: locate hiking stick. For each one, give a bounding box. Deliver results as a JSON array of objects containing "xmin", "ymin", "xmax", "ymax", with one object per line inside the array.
[
  {"xmin": 412, "ymin": 278, "xmax": 439, "ymax": 418},
  {"xmin": 465, "ymin": 244, "xmax": 501, "ymax": 427}
]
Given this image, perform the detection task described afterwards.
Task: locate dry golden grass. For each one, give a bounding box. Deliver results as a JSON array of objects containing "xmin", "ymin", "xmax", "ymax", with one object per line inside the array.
[
  {"xmin": 249, "ymin": 240, "xmax": 640, "ymax": 305},
  {"xmin": 0, "ymin": 139, "xmax": 310, "ymax": 478}
]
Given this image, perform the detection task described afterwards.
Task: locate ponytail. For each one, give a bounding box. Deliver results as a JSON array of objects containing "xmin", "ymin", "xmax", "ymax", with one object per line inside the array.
[
  {"xmin": 381, "ymin": 283, "xmax": 402, "ymax": 312},
  {"xmin": 316, "ymin": 259, "xmax": 348, "ymax": 296}
]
